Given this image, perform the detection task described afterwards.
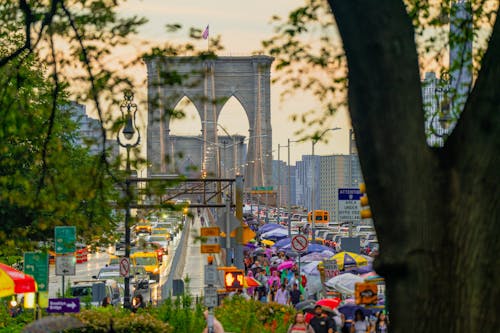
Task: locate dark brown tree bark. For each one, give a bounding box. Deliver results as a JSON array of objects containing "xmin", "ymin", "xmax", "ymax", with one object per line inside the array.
[{"xmin": 327, "ymin": 1, "xmax": 500, "ymax": 332}]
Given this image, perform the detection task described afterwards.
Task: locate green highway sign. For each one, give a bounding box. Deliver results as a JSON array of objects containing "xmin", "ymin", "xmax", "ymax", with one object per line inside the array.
[
  {"xmin": 251, "ymin": 186, "xmax": 273, "ymax": 191},
  {"xmin": 55, "ymin": 226, "xmax": 76, "ymax": 254},
  {"xmin": 24, "ymin": 252, "xmax": 49, "ymax": 292}
]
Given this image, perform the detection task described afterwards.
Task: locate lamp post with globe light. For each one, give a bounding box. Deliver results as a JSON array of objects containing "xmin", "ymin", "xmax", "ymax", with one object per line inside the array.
[{"xmin": 116, "ymin": 90, "xmax": 140, "ymax": 309}]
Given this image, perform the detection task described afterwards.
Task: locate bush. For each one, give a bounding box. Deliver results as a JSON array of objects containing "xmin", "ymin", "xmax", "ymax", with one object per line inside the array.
[
  {"xmin": 72, "ymin": 307, "xmax": 171, "ymax": 333},
  {"xmin": 151, "ymin": 294, "xmax": 206, "ymax": 333},
  {"xmin": 215, "ymin": 296, "xmax": 296, "ymax": 333}
]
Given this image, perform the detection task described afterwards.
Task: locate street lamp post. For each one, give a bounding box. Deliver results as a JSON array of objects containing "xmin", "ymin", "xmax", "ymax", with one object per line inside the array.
[
  {"xmin": 287, "ymin": 138, "xmax": 300, "ymax": 238},
  {"xmin": 117, "ymin": 91, "xmax": 141, "ymax": 309},
  {"xmin": 311, "ymin": 128, "xmax": 340, "ymax": 242}
]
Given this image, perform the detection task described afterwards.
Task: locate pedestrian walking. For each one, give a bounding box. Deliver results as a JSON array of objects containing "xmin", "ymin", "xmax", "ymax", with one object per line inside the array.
[
  {"xmin": 309, "ymin": 305, "xmax": 337, "ymax": 333},
  {"xmin": 287, "ymin": 312, "xmax": 315, "ymax": 333},
  {"xmin": 374, "ymin": 311, "xmax": 389, "ymax": 333},
  {"xmin": 288, "ymin": 283, "xmax": 302, "ymax": 306},
  {"xmin": 275, "ymin": 283, "xmax": 288, "ymax": 305},
  {"xmin": 350, "ymin": 309, "xmax": 372, "ymax": 333}
]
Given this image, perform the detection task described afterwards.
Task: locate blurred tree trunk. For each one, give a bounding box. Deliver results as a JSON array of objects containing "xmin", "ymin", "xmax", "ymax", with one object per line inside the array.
[{"xmin": 327, "ymin": 1, "xmax": 499, "ymax": 332}]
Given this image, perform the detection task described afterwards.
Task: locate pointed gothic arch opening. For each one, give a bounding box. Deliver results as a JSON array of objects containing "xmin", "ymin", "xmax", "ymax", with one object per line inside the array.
[{"xmin": 217, "ymin": 96, "xmax": 250, "ymax": 178}]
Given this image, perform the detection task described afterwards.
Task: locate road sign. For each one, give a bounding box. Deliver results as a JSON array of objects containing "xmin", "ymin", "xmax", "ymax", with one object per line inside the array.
[
  {"xmin": 323, "ymin": 259, "xmax": 340, "ymax": 279},
  {"xmin": 24, "ymin": 252, "xmax": 49, "ymax": 292},
  {"xmin": 291, "ymin": 234, "xmax": 308, "ymax": 253},
  {"xmin": 205, "ymin": 265, "xmax": 218, "ymax": 285},
  {"xmin": 252, "ymin": 186, "xmax": 273, "ymax": 191},
  {"xmin": 47, "ymin": 298, "xmax": 80, "ymax": 313},
  {"xmin": 355, "ymin": 282, "xmax": 378, "ymax": 305},
  {"xmin": 55, "ymin": 254, "xmax": 76, "ymax": 276},
  {"xmin": 204, "ymin": 286, "xmax": 218, "ymax": 307},
  {"xmin": 201, "ymin": 227, "xmax": 220, "ymax": 237},
  {"xmin": 119, "ymin": 257, "xmax": 130, "ymax": 277},
  {"xmin": 54, "ymin": 226, "xmax": 76, "ymax": 254},
  {"xmin": 201, "ymin": 244, "xmax": 221, "ymax": 253},
  {"xmin": 338, "ymin": 188, "xmax": 362, "ymax": 222}
]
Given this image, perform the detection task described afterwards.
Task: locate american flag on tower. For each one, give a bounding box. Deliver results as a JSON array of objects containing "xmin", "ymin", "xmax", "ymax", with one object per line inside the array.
[{"xmin": 202, "ymin": 25, "xmax": 209, "ymax": 40}]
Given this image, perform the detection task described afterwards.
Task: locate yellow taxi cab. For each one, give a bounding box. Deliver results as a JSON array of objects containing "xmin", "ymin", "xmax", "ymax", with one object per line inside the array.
[
  {"xmin": 130, "ymin": 251, "xmax": 160, "ymax": 282},
  {"xmin": 108, "ymin": 255, "xmax": 120, "ymax": 266},
  {"xmin": 135, "ymin": 224, "xmax": 152, "ymax": 235}
]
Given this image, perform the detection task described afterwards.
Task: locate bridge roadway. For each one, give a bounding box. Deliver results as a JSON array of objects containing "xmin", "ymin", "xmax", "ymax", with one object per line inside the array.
[{"xmin": 179, "ymin": 214, "xmax": 206, "ymax": 297}]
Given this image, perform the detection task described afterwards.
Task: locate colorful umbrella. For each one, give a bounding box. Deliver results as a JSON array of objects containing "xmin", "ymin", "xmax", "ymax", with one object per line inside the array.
[
  {"xmin": 277, "ymin": 260, "xmax": 294, "ymax": 270},
  {"xmin": 294, "ymin": 299, "xmax": 316, "ymax": 311},
  {"xmin": 330, "ymin": 251, "xmax": 368, "ymax": 270},
  {"xmin": 337, "ymin": 304, "xmax": 373, "ymax": 320},
  {"xmin": 261, "ymin": 239, "xmax": 275, "ymax": 246},
  {"xmin": 300, "ymin": 252, "xmax": 332, "ymax": 262},
  {"xmin": 316, "ymin": 297, "xmax": 341, "ymax": 310},
  {"xmin": 0, "ymin": 263, "xmax": 37, "ymax": 297},
  {"xmin": 261, "ymin": 228, "xmax": 289, "ymax": 240},
  {"xmin": 244, "ymin": 276, "xmax": 261, "ymax": 288},
  {"xmin": 258, "ymin": 223, "xmax": 284, "ymax": 233},
  {"xmin": 273, "ymin": 237, "xmax": 291, "ymax": 248},
  {"xmin": 306, "ymin": 243, "xmax": 332, "ymax": 253}
]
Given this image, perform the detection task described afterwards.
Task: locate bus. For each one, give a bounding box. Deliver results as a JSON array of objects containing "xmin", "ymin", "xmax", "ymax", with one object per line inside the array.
[{"xmin": 307, "ymin": 210, "xmax": 330, "ymax": 226}]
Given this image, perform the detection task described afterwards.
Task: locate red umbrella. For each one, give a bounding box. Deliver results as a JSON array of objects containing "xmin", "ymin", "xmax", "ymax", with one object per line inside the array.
[
  {"xmin": 245, "ymin": 276, "xmax": 261, "ymax": 287},
  {"xmin": 316, "ymin": 297, "xmax": 341, "ymax": 310},
  {"xmin": 0, "ymin": 262, "xmax": 37, "ymax": 297}
]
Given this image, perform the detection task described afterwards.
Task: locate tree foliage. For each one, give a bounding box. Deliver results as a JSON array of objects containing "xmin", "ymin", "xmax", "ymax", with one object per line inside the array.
[{"xmin": 0, "ymin": 0, "xmax": 147, "ymax": 255}]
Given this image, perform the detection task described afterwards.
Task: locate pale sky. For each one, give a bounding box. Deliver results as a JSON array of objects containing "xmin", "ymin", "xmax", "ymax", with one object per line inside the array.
[{"xmin": 113, "ymin": 0, "xmax": 352, "ymax": 163}]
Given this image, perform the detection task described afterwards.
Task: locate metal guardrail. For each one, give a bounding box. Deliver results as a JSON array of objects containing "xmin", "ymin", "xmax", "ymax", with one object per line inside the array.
[{"xmin": 161, "ymin": 219, "xmax": 189, "ymax": 299}]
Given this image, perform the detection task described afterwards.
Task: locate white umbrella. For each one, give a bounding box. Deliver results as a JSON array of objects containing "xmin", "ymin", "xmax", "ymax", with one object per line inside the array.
[
  {"xmin": 301, "ymin": 261, "xmax": 321, "ymax": 275},
  {"xmin": 325, "ymin": 273, "xmax": 364, "ymax": 295}
]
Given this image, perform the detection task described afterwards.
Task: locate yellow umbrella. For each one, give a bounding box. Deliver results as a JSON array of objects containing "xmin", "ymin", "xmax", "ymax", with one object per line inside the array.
[
  {"xmin": 330, "ymin": 251, "xmax": 368, "ymax": 270},
  {"xmin": 0, "ymin": 263, "xmax": 37, "ymax": 297},
  {"xmin": 261, "ymin": 239, "xmax": 275, "ymax": 246}
]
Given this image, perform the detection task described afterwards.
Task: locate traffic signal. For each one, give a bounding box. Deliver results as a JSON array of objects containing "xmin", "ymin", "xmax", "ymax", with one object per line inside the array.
[
  {"xmin": 207, "ymin": 255, "xmax": 214, "ymax": 265},
  {"xmin": 224, "ymin": 270, "xmax": 244, "ymax": 291},
  {"xmin": 359, "ymin": 183, "xmax": 372, "ymax": 219}
]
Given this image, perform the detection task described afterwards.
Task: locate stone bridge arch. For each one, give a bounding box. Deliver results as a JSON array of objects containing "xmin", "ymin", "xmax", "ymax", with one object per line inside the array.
[{"xmin": 145, "ymin": 55, "xmax": 274, "ymax": 189}]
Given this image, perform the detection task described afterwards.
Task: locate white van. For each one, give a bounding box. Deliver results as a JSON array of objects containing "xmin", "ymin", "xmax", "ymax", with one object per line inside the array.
[{"xmin": 356, "ymin": 225, "xmax": 375, "ymax": 235}]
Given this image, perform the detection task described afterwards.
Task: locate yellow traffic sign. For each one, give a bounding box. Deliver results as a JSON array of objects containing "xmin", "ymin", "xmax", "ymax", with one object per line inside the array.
[
  {"xmin": 200, "ymin": 244, "xmax": 221, "ymax": 254},
  {"xmin": 230, "ymin": 226, "xmax": 256, "ymax": 244},
  {"xmin": 355, "ymin": 282, "xmax": 378, "ymax": 305},
  {"xmin": 201, "ymin": 227, "xmax": 220, "ymax": 237}
]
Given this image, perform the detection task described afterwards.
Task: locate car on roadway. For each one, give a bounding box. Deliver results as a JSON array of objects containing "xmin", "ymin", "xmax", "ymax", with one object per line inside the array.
[
  {"xmin": 151, "ymin": 227, "xmax": 170, "ymax": 240},
  {"xmin": 93, "ymin": 265, "xmax": 152, "ymax": 304},
  {"xmin": 131, "ymin": 251, "xmax": 161, "ymax": 282},
  {"xmin": 70, "ymin": 280, "xmax": 123, "ymax": 307},
  {"xmin": 145, "ymin": 235, "xmax": 169, "ymax": 253}
]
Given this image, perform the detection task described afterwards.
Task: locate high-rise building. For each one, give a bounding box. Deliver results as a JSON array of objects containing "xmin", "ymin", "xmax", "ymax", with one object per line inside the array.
[
  {"xmin": 318, "ymin": 154, "xmax": 363, "ymax": 222},
  {"xmin": 294, "ymin": 153, "xmax": 363, "ymax": 222},
  {"xmin": 68, "ymin": 102, "xmax": 119, "ymax": 158},
  {"xmin": 423, "ymin": 1, "xmax": 472, "ymax": 147}
]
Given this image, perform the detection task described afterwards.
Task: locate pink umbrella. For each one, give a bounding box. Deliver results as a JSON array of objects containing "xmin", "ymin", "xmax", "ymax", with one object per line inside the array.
[{"xmin": 277, "ymin": 260, "xmax": 294, "ymax": 270}]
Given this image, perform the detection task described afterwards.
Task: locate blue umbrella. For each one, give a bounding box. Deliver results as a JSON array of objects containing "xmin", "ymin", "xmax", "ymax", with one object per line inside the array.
[
  {"xmin": 273, "ymin": 237, "xmax": 291, "ymax": 248},
  {"xmin": 261, "ymin": 228, "xmax": 288, "ymax": 240},
  {"xmin": 258, "ymin": 223, "xmax": 284, "ymax": 234},
  {"xmin": 306, "ymin": 243, "xmax": 332, "ymax": 253},
  {"xmin": 338, "ymin": 304, "xmax": 373, "ymax": 320}
]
